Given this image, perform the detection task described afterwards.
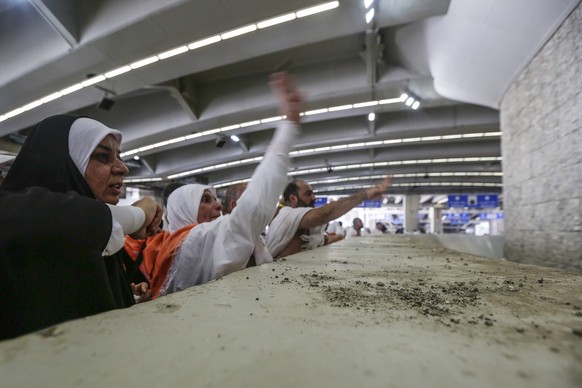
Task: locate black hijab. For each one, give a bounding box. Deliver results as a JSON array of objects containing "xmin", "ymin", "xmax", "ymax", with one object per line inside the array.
[
  {"xmin": 1, "ymin": 115, "xmax": 93, "ymax": 196},
  {"xmin": 0, "ymin": 115, "xmax": 134, "ymax": 340}
]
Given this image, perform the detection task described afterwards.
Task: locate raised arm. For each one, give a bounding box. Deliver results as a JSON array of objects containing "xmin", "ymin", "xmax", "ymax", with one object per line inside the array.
[
  {"xmin": 298, "ymin": 176, "xmax": 392, "ymax": 230},
  {"xmin": 211, "ymin": 72, "xmax": 303, "ymax": 277}
]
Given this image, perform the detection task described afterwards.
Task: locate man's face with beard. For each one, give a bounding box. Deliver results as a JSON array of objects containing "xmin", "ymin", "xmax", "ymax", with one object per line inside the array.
[{"xmin": 293, "ymin": 180, "xmax": 316, "ymax": 208}]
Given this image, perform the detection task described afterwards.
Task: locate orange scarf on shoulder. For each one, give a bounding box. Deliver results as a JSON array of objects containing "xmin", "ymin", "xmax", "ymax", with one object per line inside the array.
[{"xmin": 124, "ymin": 224, "xmax": 195, "ymax": 299}]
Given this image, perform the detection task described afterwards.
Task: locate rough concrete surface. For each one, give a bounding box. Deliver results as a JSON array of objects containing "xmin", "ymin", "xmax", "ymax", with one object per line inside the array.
[{"xmin": 1, "ymin": 235, "xmax": 581, "ymax": 387}]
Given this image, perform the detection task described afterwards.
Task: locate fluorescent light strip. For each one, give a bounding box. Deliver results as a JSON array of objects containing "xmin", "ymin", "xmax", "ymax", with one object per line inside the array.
[
  {"xmin": 188, "ymin": 35, "xmax": 222, "ymax": 50},
  {"xmin": 261, "ymin": 116, "xmax": 282, "ymax": 123},
  {"xmin": 158, "ymin": 46, "xmax": 189, "ymax": 59},
  {"xmin": 81, "ymin": 75, "xmax": 106, "ymax": 87},
  {"xmin": 124, "ymin": 177, "xmax": 163, "ymax": 183},
  {"xmin": 1, "ymin": 3, "xmax": 339, "ymax": 121},
  {"xmin": 353, "ymin": 101, "xmax": 378, "ymax": 108},
  {"xmin": 315, "ymin": 182, "xmax": 502, "ymax": 193},
  {"xmin": 105, "ymin": 65, "xmax": 132, "ymax": 78},
  {"xmin": 257, "ymin": 13, "xmax": 296, "ymax": 29},
  {"xmin": 214, "ymin": 178, "xmax": 251, "ymax": 189},
  {"xmin": 296, "ymin": 1, "xmax": 339, "ymax": 18},
  {"xmin": 130, "ymin": 56, "xmax": 159, "ymax": 69},
  {"xmin": 240, "ymin": 120, "xmax": 261, "ymax": 127},
  {"xmin": 221, "ymin": 24, "xmax": 257, "ymax": 40},
  {"xmin": 365, "ymin": 8, "xmax": 375, "ymax": 24},
  {"xmin": 290, "ymin": 157, "xmax": 502, "ymax": 177},
  {"xmin": 22, "ymin": 100, "xmax": 43, "ymax": 111},
  {"xmin": 167, "ymin": 156, "xmax": 265, "ymax": 180},
  {"xmin": 41, "ymin": 92, "xmax": 63, "ymax": 103},
  {"xmin": 379, "ymin": 98, "xmax": 401, "ymax": 105},
  {"xmin": 310, "ymin": 172, "xmax": 503, "ymax": 185},
  {"xmin": 60, "ymin": 84, "xmax": 83, "ymax": 95},
  {"xmin": 305, "ymin": 108, "xmax": 329, "ymax": 115},
  {"xmin": 328, "ymin": 104, "xmax": 353, "ymax": 112},
  {"xmin": 5, "ymin": 108, "xmax": 25, "ymax": 118}
]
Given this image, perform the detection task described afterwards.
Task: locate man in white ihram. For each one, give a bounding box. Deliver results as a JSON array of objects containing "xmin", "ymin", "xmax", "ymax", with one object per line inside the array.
[{"xmin": 266, "ymin": 177, "xmax": 392, "ymax": 258}]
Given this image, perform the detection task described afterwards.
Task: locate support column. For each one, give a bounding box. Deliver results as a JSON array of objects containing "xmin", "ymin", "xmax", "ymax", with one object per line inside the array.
[
  {"xmin": 403, "ymin": 194, "xmax": 419, "ymax": 233},
  {"xmin": 429, "ymin": 206, "xmax": 443, "ymax": 234}
]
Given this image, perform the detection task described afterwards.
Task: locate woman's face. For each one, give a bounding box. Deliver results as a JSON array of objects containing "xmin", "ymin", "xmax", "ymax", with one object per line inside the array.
[
  {"xmin": 197, "ymin": 189, "xmax": 222, "ymax": 223},
  {"xmin": 85, "ymin": 134, "xmax": 129, "ymax": 204}
]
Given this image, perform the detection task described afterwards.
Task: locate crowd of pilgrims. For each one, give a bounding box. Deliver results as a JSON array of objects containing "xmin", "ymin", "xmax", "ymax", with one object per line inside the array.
[{"xmin": 0, "ymin": 73, "xmax": 391, "ymax": 340}]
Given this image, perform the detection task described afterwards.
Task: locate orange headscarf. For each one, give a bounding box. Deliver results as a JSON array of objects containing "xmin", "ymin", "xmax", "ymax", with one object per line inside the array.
[{"xmin": 124, "ymin": 224, "xmax": 195, "ymax": 299}]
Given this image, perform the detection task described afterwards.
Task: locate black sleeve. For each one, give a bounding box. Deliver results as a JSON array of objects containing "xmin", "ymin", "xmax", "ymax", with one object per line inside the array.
[{"xmin": 0, "ymin": 188, "xmax": 119, "ymax": 340}]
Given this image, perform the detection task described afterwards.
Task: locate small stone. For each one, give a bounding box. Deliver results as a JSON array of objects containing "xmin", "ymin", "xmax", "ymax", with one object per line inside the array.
[{"xmin": 376, "ymin": 282, "xmax": 385, "ymax": 287}]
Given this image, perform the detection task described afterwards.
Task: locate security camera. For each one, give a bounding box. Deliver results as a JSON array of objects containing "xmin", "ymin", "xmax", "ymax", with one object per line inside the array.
[{"xmin": 215, "ymin": 134, "xmax": 227, "ymax": 148}]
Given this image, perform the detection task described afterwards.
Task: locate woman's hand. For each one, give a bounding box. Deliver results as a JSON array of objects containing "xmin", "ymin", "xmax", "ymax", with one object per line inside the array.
[
  {"xmin": 270, "ymin": 72, "xmax": 303, "ymax": 124},
  {"xmin": 130, "ymin": 197, "xmax": 163, "ymax": 239},
  {"xmin": 131, "ymin": 282, "xmax": 152, "ymax": 303}
]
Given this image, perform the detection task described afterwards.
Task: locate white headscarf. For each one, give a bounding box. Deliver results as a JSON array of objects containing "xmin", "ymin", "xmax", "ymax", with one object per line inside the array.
[
  {"xmin": 166, "ymin": 184, "xmax": 217, "ymax": 233},
  {"xmin": 69, "ymin": 117, "xmax": 123, "ymax": 175}
]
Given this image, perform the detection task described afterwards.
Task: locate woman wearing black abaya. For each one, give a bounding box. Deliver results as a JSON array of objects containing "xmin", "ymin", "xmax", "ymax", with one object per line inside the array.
[{"xmin": 0, "ymin": 115, "xmax": 161, "ymax": 340}]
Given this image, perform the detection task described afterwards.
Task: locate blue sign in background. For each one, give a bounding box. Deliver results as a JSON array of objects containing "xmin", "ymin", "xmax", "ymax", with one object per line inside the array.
[
  {"xmin": 479, "ymin": 212, "xmax": 504, "ymax": 220},
  {"xmin": 359, "ymin": 200, "xmax": 382, "ymax": 208},
  {"xmin": 444, "ymin": 212, "xmax": 471, "ymax": 225},
  {"xmin": 314, "ymin": 197, "xmax": 328, "ymax": 207},
  {"xmin": 476, "ymin": 194, "xmax": 499, "ymax": 208},
  {"xmin": 448, "ymin": 194, "xmax": 469, "ymax": 208},
  {"xmin": 448, "ymin": 194, "xmax": 499, "ymax": 208}
]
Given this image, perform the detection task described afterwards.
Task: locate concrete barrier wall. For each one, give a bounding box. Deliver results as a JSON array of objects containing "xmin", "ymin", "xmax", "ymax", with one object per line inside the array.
[
  {"xmin": 424, "ymin": 234, "xmax": 505, "ymax": 259},
  {"xmin": 1, "ymin": 235, "xmax": 581, "ymax": 387}
]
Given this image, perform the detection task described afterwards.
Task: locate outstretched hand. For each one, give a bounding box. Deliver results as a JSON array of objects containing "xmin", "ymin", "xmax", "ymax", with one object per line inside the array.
[
  {"xmin": 365, "ymin": 176, "xmax": 393, "ymax": 200},
  {"xmin": 269, "ymin": 72, "xmax": 303, "ymax": 124}
]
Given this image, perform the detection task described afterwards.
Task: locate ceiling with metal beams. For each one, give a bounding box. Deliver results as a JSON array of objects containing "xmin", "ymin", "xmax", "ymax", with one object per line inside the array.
[{"xmin": 0, "ymin": 0, "xmax": 579, "ymax": 202}]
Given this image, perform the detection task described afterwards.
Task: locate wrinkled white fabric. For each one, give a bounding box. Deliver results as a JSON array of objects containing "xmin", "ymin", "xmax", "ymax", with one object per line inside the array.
[
  {"xmin": 161, "ymin": 121, "xmax": 299, "ymax": 294},
  {"xmin": 326, "ymin": 221, "xmax": 345, "ymax": 236},
  {"xmin": 102, "ymin": 218, "xmax": 125, "ymax": 256},
  {"xmin": 299, "ymin": 224, "xmax": 326, "ymax": 250},
  {"xmin": 106, "ymin": 204, "xmax": 146, "ymax": 235},
  {"xmin": 69, "ymin": 117, "xmax": 122, "ymax": 175},
  {"xmin": 266, "ymin": 206, "xmax": 325, "ymax": 257},
  {"xmin": 166, "ymin": 185, "xmax": 216, "ymax": 233},
  {"xmin": 345, "ymin": 227, "xmax": 371, "ymax": 239},
  {"xmin": 266, "ymin": 206, "xmax": 309, "ymax": 257}
]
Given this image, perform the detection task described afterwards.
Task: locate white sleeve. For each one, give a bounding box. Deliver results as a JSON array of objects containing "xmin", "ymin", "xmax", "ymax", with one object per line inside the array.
[
  {"xmin": 102, "ymin": 218, "xmax": 125, "ymax": 256},
  {"xmin": 101, "ymin": 205, "xmax": 146, "ymax": 256},
  {"xmin": 214, "ymin": 121, "xmax": 300, "ymax": 278},
  {"xmin": 344, "ymin": 228, "xmax": 356, "ymax": 239},
  {"xmin": 106, "ymin": 204, "xmax": 146, "ymax": 235}
]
